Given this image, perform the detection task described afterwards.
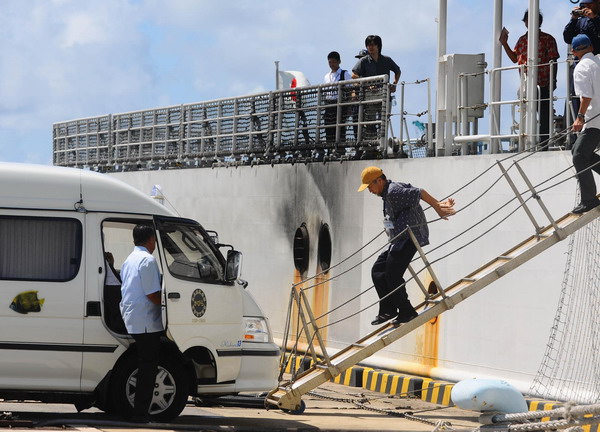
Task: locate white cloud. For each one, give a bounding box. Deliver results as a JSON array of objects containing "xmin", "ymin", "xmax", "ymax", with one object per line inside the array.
[{"xmin": 60, "ymin": 12, "xmax": 109, "ymax": 48}]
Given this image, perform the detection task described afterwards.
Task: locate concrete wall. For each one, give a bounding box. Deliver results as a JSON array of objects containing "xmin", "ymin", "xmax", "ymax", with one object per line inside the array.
[{"xmin": 113, "ymin": 151, "xmax": 578, "ymax": 393}]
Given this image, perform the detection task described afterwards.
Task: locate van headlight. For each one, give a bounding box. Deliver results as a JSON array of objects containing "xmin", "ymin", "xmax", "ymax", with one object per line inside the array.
[{"xmin": 243, "ymin": 317, "xmax": 271, "ymax": 343}]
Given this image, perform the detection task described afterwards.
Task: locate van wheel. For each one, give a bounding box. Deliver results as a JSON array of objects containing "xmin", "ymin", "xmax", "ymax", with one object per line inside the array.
[{"xmin": 109, "ymin": 354, "xmax": 189, "ymax": 422}]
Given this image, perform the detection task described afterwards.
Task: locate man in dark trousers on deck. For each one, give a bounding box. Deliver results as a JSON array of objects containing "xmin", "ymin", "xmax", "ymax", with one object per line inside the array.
[
  {"xmin": 358, "ymin": 166, "xmax": 456, "ymax": 326},
  {"xmin": 352, "ymin": 35, "xmax": 400, "ymax": 142}
]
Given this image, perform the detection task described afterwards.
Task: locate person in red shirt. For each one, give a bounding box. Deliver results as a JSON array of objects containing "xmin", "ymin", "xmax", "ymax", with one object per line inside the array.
[{"xmin": 500, "ymin": 10, "xmax": 560, "ymax": 150}]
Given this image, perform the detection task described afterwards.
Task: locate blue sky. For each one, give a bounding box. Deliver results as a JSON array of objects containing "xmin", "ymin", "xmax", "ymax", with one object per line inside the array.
[{"xmin": 0, "ymin": 0, "xmax": 573, "ymax": 164}]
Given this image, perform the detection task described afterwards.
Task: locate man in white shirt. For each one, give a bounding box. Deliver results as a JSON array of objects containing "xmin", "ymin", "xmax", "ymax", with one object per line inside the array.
[
  {"xmin": 571, "ymin": 34, "xmax": 600, "ymax": 214},
  {"xmin": 120, "ymin": 224, "xmax": 163, "ymax": 422},
  {"xmin": 323, "ymin": 51, "xmax": 352, "ymax": 144}
]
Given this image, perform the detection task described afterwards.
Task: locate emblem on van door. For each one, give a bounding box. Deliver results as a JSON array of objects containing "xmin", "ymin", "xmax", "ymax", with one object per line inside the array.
[
  {"xmin": 191, "ymin": 289, "xmax": 207, "ymax": 318},
  {"xmin": 10, "ymin": 290, "xmax": 45, "ymax": 314}
]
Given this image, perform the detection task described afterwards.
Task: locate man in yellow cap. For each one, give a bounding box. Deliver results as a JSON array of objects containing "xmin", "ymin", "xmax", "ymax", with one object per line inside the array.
[{"xmin": 358, "ymin": 166, "xmax": 456, "ymax": 325}]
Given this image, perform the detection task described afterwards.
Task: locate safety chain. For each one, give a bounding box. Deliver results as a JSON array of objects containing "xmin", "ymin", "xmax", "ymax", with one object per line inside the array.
[{"xmin": 307, "ymin": 391, "xmax": 455, "ymax": 430}]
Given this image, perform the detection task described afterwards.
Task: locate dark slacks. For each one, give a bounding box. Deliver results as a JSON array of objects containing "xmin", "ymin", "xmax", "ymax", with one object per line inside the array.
[
  {"xmin": 131, "ymin": 331, "xmax": 162, "ymax": 417},
  {"xmin": 324, "ymin": 102, "xmax": 347, "ymax": 143},
  {"xmin": 538, "ymin": 86, "xmax": 551, "ymax": 149},
  {"xmin": 371, "ymin": 241, "xmax": 417, "ymax": 317},
  {"xmin": 572, "ymin": 127, "xmax": 600, "ymax": 203}
]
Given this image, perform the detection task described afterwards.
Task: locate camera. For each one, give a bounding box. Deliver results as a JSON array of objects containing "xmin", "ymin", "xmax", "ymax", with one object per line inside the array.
[{"xmin": 573, "ymin": 7, "xmax": 587, "ymax": 17}]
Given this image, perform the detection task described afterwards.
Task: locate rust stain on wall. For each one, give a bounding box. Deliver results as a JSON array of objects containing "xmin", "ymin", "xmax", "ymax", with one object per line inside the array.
[
  {"xmin": 289, "ymin": 267, "xmax": 330, "ymax": 355},
  {"xmin": 422, "ymin": 280, "xmax": 440, "ymax": 369},
  {"xmin": 312, "ymin": 266, "xmax": 330, "ymax": 342}
]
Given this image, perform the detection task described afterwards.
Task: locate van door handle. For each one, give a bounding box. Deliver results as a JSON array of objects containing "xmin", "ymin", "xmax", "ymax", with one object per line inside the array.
[{"xmin": 167, "ymin": 293, "xmax": 180, "ymax": 299}]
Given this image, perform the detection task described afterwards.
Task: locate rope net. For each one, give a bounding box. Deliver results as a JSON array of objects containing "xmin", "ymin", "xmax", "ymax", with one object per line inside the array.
[{"xmin": 529, "ymin": 191, "xmax": 600, "ymax": 403}]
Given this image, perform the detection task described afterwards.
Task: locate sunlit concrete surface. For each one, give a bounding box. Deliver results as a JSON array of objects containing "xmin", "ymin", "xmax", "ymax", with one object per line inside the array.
[{"xmin": 0, "ymin": 381, "xmax": 480, "ymax": 431}]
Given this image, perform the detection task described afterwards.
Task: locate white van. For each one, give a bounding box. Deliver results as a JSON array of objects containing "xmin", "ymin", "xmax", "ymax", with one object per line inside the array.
[{"xmin": 0, "ymin": 162, "xmax": 279, "ymax": 422}]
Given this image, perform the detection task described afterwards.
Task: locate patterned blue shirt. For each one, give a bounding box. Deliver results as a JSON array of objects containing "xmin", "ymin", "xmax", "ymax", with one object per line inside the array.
[
  {"xmin": 120, "ymin": 246, "xmax": 163, "ymax": 334},
  {"xmin": 382, "ymin": 180, "xmax": 429, "ymax": 250}
]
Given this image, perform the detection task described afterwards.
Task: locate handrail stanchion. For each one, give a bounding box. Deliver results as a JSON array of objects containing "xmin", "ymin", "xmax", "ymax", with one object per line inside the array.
[
  {"xmin": 496, "ymin": 160, "xmax": 542, "ymax": 235},
  {"xmin": 407, "ymin": 265, "xmax": 431, "ymax": 299},
  {"xmin": 407, "ymin": 227, "xmax": 454, "ymax": 309},
  {"xmin": 513, "ymin": 161, "xmax": 563, "ymax": 236},
  {"xmin": 292, "ymin": 288, "xmax": 319, "ymax": 365},
  {"xmin": 299, "ymin": 289, "xmax": 335, "ymax": 370}
]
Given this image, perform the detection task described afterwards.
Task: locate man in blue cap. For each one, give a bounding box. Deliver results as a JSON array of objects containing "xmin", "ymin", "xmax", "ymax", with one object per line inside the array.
[{"xmin": 571, "ymin": 34, "xmax": 600, "ymax": 213}]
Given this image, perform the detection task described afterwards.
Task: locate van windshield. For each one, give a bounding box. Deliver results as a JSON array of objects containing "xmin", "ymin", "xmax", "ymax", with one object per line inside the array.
[{"xmin": 157, "ymin": 220, "xmax": 224, "ymax": 283}]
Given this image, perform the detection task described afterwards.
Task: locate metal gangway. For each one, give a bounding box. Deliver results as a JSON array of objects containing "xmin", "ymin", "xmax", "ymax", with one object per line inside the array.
[{"xmin": 265, "ymin": 152, "xmax": 600, "ymax": 413}]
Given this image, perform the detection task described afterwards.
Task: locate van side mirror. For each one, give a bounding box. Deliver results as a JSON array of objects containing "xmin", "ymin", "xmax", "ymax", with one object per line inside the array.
[
  {"xmin": 206, "ymin": 230, "xmax": 219, "ymax": 245},
  {"xmin": 225, "ymin": 250, "xmax": 242, "ymax": 282}
]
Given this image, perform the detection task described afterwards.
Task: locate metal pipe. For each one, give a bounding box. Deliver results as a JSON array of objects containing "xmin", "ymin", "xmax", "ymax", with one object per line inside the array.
[
  {"xmin": 490, "ymin": 0, "xmax": 503, "ymax": 154},
  {"xmin": 459, "ymin": 74, "xmax": 470, "ymax": 155},
  {"xmin": 454, "ymin": 133, "xmax": 519, "ymax": 144},
  {"xmin": 549, "ymin": 60, "xmax": 555, "ymax": 146},
  {"xmin": 427, "ymin": 78, "xmax": 434, "ymax": 156},
  {"xmin": 566, "ymin": 50, "xmax": 574, "ymax": 135},
  {"xmin": 519, "ymin": 65, "xmax": 527, "ymax": 151},
  {"xmin": 436, "ymin": 0, "xmax": 447, "ymax": 156},
  {"xmin": 399, "ymin": 82, "xmax": 406, "ymax": 147},
  {"xmin": 526, "ymin": 0, "xmax": 540, "ymax": 150}
]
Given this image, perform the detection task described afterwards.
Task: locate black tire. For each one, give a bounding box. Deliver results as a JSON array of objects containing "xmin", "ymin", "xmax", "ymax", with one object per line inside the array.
[
  {"xmin": 108, "ymin": 353, "xmax": 189, "ymax": 422},
  {"xmin": 282, "ymin": 400, "xmax": 306, "ymax": 415}
]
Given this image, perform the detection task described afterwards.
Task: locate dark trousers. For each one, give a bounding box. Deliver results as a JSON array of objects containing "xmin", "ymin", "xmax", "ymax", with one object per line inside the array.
[
  {"xmin": 371, "ymin": 242, "xmax": 417, "ymax": 317},
  {"xmin": 132, "ymin": 331, "xmax": 162, "ymax": 417},
  {"xmin": 572, "ymin": 127, "xmax": 600, "ymax": 203},
  {"xmin": 539, "ymin": 86, "xmax": 551, "ymax": 149},
  {"xmin": 324, "ymin": 102, "xmax": 347, "ymax": 144}
]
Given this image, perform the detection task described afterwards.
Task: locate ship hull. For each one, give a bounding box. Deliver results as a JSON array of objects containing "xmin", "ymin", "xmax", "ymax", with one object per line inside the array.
[{"xmin": 112, "ymin": 151, "xmax": 579, "ymax": 394}]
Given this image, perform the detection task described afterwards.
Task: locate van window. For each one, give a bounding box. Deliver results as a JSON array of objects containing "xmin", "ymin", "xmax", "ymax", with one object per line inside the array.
[
  {"xmin": 157, "ymin": 220, "xmax": 224, "ymax": 283},
  {"xmin": 0, "ymin": 216, "xmax": 82, "ymax": 281}
]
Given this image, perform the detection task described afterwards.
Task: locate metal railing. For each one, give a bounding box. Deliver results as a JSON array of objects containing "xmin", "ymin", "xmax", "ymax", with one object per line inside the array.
[
  {"xmin": 455, "ymin": 58, "xmax": 572, "ymax": 154},
  {"xmin": 53, "ymin": 75, "xmax": 391, "ymax": 171}
]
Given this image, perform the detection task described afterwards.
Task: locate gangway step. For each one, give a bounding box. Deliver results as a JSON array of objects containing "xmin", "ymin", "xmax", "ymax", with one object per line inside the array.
[
  {"xmin": 351, "ymin": 343, "xmax": 367, "ymax": 349},
  {"xmin": 267, "ymin": 205, "xmax": 600, "ymax": 412}
]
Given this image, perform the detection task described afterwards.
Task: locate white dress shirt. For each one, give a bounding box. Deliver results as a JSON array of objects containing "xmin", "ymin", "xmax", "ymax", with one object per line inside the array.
[
  {"xmin": 120, "ymin": 246, "xmax": 163, "ymax": 334},
  {"xmin": 574, "ymin": 52, "xmax": 600, "ymax": 130},
  {"xmin": 323, "ymin": 68, "xmax": 351, "ymax": 101}
]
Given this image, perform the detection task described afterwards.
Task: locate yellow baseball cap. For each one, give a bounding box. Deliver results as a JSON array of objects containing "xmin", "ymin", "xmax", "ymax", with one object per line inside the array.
[{"xmin": 357, "ymin": 166, "xmax": 383, "ymax": 192}]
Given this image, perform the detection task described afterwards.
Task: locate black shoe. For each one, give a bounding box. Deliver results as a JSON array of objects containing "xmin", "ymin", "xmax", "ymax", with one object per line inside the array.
[
  {"xmin": 572, "ymin": 201, "xmax": 600, "ymax": 214},
  {"xmin": 371, "ymin": 313, "xmax": 395, "ymax": 325},
  {"xmin": 391, "ymin": 311, "xmax": 419, "ymax": 326}
]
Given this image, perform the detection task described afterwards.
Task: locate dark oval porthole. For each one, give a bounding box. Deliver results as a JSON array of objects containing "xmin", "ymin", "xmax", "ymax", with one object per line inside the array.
[
  {"xmin": 293, "ymin": 224, "xmax": 310, "ymax": 273},
  {"xmin": 317, "ymin": 223, "xmax": 332, "ymax": 273}
]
